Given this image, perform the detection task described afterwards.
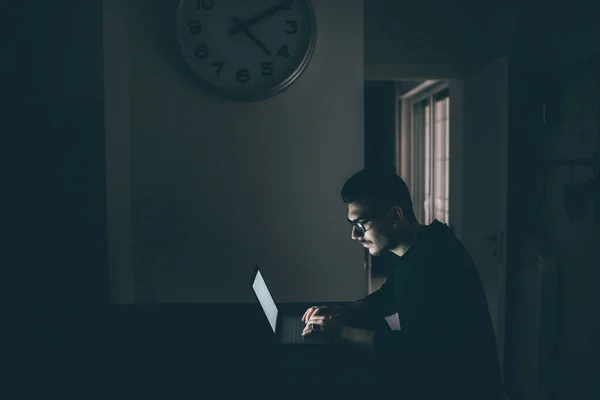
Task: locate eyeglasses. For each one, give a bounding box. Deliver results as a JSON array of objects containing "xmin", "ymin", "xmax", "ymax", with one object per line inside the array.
[{"xmin": 348, "ymin": 212, "xmax": 386, "ymax": 234}]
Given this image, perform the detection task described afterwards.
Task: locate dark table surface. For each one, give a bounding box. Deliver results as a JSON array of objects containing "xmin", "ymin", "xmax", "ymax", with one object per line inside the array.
[
  {"xmin": 7, "ymin": 296, "xmax": 386, "ymax": 387},
  {"xmin": 109, "ymin": 302, "xmax": 384, "ymax": 385}
]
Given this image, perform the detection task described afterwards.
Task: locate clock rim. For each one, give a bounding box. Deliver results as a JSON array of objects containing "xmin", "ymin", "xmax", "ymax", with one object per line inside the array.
[{"xmin": 176, "ymin": 0, "xmax": 317, "ymax": 102}]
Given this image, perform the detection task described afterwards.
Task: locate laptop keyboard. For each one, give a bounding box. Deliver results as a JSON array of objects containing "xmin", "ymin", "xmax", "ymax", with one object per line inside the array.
[
  {"xmin": 293, "ymin": 318, "xmax": 305, "ymax": 342},
  {"xmin": 282, "ymin": 317, "xmax": 306, "ymax": 343},
  {"xmin": 283, "ymin": 316, "xmax": 328, "ymax": 344}
]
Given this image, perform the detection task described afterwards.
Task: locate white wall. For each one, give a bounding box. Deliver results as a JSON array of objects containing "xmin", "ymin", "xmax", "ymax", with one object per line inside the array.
[{"xmin": 105, "ymin": 0, "xmax": 366, "ymax": 304}]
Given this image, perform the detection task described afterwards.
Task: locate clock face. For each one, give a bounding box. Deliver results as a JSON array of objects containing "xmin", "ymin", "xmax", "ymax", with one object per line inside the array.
[{"xmin": 176, "ymin": 0, "xmax": 317, "ymax": 101}]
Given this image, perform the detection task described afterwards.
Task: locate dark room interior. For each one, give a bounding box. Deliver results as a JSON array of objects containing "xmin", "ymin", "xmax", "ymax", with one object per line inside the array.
[{"xmin": 4, "ymin": 0, "xmax": 600, "ymax": 397}]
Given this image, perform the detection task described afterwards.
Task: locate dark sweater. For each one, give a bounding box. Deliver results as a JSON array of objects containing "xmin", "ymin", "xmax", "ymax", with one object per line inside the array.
[{"xmin": 362, "ymin": 220, "xmax": 503, "ymax": 399}]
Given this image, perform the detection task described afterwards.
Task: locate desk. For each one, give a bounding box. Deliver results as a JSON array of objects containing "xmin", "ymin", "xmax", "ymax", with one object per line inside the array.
[{"xmin": 111, "ymin": 303, "xmax": 383, "ymax": 385}]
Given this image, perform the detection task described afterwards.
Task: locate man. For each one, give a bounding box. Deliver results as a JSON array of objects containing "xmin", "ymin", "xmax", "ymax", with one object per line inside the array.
[{"xmin": 301, "ymin": 168, "xmax": 503, "ymax": 399}]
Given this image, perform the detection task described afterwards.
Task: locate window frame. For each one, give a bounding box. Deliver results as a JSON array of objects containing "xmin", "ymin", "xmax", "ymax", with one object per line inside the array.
[{"xmin": 405, "ymin": 81, "xmax": 450, "ymax": 224}]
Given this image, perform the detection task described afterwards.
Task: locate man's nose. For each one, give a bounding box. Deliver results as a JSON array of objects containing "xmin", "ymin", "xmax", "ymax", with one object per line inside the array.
[{"xmin": 351, "ymin": 226, "xmax": 363, "ymax": 240}]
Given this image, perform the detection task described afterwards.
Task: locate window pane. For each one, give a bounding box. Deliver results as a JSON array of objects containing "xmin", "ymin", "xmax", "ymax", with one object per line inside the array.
[
  {"xmin": 432, "ymin": 92, "xmax": 450, "ymax": 224},
  {"xmin": 424, "ymin": 103, "xmax": 431, "ymax": 224},
  {"xmin": 412, "ymin": 98, "xmax": 430, "ymax": 224}
]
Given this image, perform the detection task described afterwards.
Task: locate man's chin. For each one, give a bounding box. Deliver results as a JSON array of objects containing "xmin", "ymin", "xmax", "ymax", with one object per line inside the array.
[{"xmin": 368, "ymin": 247, "xmax": 382, "ymax": 256}]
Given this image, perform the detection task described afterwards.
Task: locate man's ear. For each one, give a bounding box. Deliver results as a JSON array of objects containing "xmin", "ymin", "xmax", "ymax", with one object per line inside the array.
[{"xmin": 391, "ymin": 206, "xmax": 404, "ymax": 222}]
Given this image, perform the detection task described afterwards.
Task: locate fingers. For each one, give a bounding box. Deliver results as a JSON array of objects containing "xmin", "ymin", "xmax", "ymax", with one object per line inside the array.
[
  {"xmin": 301, "ymin": 305, "xmax": 334, "ymax": 323},
  {"xmin": 301, "ymin": 321, "xmax": 312, "ymax": 336},
  {"xmin": 301, "ymin": 307, "xmax": 315, "ymax": 322},
  {"xmin": 301, "ymin": 307, "xmax": 315, "ymax": 323},
  {"xmin": 307, "ymin": 316, "xmax": 331, "ymax": 325},
  {"xmin": 302, "ymin": 322, "xmax": 316, "ymax": 336},
  {"xmin": 302, "ymin": 323, "xmax": 319, "ymax": 336},
  {"xmin": 301, "ymin": 305, "xmax": 323, "ymax": 323},
  {"xmin": 301, "ymin": 315, "xmax": 331, "ymax": 336}
]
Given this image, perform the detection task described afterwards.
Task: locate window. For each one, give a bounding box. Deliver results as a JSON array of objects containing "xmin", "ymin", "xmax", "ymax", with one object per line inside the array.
[{"xmin": 409, "ymin": 85, "xmax": 450, "ymax": 225}]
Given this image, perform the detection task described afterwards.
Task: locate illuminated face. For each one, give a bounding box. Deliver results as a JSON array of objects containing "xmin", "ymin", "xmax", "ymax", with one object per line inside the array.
[{"xmin": 347, "ymin": 200, "xmax": 395, "ymax": 257}]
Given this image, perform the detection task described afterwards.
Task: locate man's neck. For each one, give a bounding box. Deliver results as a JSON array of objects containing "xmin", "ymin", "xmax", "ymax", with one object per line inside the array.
[{"xmin": 390, "ymin": 223, "xmax": 425, "ymax": 257}]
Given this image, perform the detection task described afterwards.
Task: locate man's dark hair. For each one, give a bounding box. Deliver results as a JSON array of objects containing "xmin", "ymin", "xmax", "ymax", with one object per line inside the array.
[{"xmin": 341, "ymin": 168, "xmax": 417, "ymax": 222}]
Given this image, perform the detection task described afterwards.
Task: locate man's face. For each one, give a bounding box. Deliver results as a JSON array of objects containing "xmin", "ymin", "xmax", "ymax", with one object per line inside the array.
[{"xmin": 347, "ymin": 200, "xmax": 397, "ymax": 257}]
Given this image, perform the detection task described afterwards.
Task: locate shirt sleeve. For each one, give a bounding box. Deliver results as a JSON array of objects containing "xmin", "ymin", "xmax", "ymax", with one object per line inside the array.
[
  {"xmin": 371, "ymin": 246, "xmax": 474, "ymax": 367},
  {"xmin": 360, "ymin": 278, "xmax": 397, "ymax": 318}
]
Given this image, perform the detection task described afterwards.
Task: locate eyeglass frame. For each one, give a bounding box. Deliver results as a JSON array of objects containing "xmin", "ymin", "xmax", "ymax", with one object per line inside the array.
[{"xmin": 347, "ymin": 210, "xmax": 390, "ymax": 234}]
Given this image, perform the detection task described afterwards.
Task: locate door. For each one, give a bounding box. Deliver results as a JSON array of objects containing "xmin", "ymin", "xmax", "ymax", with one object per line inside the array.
[{"xmin": 458, "ymin": 56, "xmax": 509, "ymax": 376}]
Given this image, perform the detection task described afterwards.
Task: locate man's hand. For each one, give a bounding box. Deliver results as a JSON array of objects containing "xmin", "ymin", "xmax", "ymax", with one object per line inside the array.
[
  {"xmin": 301, "ymin": 305, "xmax": 376, "ymax": 352},
  {"xmin": 301, "ymin": 314, "xmax": 347, "ymax": 340},
  {"xmin": 301, "ymin": 305, "xmax": 346, "ymax": 324}
]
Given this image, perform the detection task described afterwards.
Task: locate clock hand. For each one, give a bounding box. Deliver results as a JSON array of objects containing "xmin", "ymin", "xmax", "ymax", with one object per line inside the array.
[
  {"xmin": 231, "ymin": 17, "xmax": 272, "ymax": 57},
  {"xmin": 228, "ymin": 0, "xmax": 293, "ymax": 35}
]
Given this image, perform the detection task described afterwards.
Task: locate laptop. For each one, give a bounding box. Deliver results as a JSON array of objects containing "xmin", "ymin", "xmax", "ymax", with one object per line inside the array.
[{"xmin": 251, "ymin": 266, "xmax": 329, "ymax": 345}]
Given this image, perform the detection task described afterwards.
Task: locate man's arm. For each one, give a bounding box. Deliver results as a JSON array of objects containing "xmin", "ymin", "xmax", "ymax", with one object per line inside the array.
[
  {"xmin": 340, "ymin": 252, "xmax": 476, "ymax": 362},
  {"xmin": 340, "ymin": 325, "xmax": 375, "ymax": 353},
  {"xmin": 304, "ymin": 279, "xmax": 395, "ymax": 340},
  {"xmin": 342, "ymin": 279, "xmax": 396, "ymax": 327},
  {"xmin": 341, "ymin": 299, "xmax": 367, "ymax": 317},
  {"xmin": 332, "ymin": 279, "xmax": 398, "ymax": 350}
]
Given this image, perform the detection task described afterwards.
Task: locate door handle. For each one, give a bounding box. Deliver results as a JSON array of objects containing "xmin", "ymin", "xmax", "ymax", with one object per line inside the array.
[{"xmin": 482, "ymin": 231, "xmax": 504, "ymax": 264}]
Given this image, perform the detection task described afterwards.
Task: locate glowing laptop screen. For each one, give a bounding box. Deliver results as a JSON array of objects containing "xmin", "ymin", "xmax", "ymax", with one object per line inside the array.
[{"xmin": 252, "ymin": 269, "xmax": 279, "ymax": 333}]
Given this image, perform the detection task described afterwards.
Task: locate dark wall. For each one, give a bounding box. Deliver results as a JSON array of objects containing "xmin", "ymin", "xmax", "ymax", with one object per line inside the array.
[
  {"xmin": 4, "ymin": 0, "xmax": 109, "ymax": 384},
  {"xmin": 363, "ymin": 81, "xmax": 397, "ymax": 276},
  {"xmin": 364, "ymin": 81, "xmax": 396, "ymax": 170},
  {"xmin": 5, "ymin": 0, "xmax": 107, "ymax": 300},
  {"xmin": 503, "ymin": 2, "xmax": 600, "ymax": 398},
  {"xmin": 114, "ymin": 0, "xmax": 366, "ymax": 303}
]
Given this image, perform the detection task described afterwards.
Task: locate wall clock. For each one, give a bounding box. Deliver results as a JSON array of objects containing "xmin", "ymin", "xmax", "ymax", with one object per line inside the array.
[{"xmin": 176, "ymin": 0, "xmax": 317, "ymax": 101}]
